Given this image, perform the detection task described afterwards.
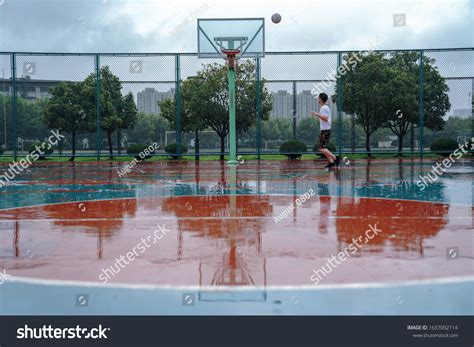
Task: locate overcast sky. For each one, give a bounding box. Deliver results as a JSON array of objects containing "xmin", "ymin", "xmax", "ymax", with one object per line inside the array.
[
  {"xmin": 0, "ymin": 0, "xmax": 472, "ymax": 113},
  {"xmin": 0, "ymin": 0, "xmax": 472, "ymax": 53}
]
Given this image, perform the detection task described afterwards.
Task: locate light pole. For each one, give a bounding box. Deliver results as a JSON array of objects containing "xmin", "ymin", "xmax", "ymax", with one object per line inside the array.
[{"xmin": 2, "ymin": 68, "xmax": 6, "ymax": 148}]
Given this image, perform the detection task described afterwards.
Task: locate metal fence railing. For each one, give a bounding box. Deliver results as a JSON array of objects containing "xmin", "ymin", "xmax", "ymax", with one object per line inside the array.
[{"xmin": 0, "ymin": 48, "xmax": 472, "ymax": 160}]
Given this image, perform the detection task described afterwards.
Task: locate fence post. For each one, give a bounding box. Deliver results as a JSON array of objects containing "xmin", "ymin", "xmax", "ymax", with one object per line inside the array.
[
  {"xmin": 292, "ymin": 81, "xmax": 297, "ymax": 140},
  {"xmin": 95, "ymin": 54, "xmax": 101, "ymax": 161},
  {"xmin": 10, "ymin": 53, "xmax": 17, "ymax": 161},
  {"xmin": 175, "ymin": 54, "xmax": 181, "ymax": 157},
  {"xmin": 418, "ymin": 50, "xmax": 424, "ymax": 160},
  {"xmin": 256, "ymin": 57, "xmax": 261, "ymax": 160},
  {"xmin": 336, "ymin": 52, "xmax": 343, "ymax": 156}
]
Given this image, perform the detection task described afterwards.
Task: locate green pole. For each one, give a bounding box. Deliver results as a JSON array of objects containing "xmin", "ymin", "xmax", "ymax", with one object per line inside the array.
[
  {"xmin": 10, "ymin": 53, "xmax": 17, "ymax": 161},
  {"xmin": 336, "ymin": 52, "xmax": 343, "ymax": 157},
  {"xmin": 175, "ymin": 54, "xmax": 181, "ymax": 158},
  {"xmin": 418, "ymin": 50, "xmax": 424, "ymax": 160},
  {"xmin": 95, "ymin": 54, "xmax": 101, "ymax": 161},
  {"xmin": 292, "ymin": 81, "xmax": 297, "ymax": 140},
  {"xmin": 228, "ymin": 67, "xmax": 238, "ymax": 165},
  {"xmin": 256, "ymin": 57, "xmax": 261, "ymax": 160}
]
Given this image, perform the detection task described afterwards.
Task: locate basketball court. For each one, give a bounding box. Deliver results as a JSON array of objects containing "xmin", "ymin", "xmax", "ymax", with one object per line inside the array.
[
  {"xmin": 0, "ymin": 16, "xmax": 473, "ymax": 317},
  {"xmin": 0, "ymin": 158, "xmax": 472, "ymax": 314}
]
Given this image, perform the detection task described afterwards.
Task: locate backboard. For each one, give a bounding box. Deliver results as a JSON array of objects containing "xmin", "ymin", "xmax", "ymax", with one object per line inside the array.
[{"xmin": 197, "ymin": 18, "xmax": 265, "ymax": 59}]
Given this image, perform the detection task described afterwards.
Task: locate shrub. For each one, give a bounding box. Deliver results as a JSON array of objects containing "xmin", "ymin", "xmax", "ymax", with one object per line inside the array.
[
  {"xmin": 313, "ymin": 142, "xmax": 337, "ymax": 158},
  {"xmin": 165, "ymin": 143, "xmax": 188, "ymax": 159},
  {"xmin": 28, "ymin": 142, "xmax": 54, "ymax": 160},
  {"xmin": 127, "ymin": 144, "xmax": 154, "ymax": 160},
  {"xmin": 430, "ymin": 138, "xmax": 459, "ymax": 157},
  {"xmin": 279, "ymin": 140, "xmax": 307, "ymax": 159}
]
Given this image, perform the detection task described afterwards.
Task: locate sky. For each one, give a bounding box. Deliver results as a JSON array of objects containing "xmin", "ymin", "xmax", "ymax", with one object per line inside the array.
[
  {"xmin": 0, "ymin": 0, "xmax": 472, "ymax": 113},
  {"xmin": 0, "ymin": 0, "xmax": 472, "ymax": 53}
]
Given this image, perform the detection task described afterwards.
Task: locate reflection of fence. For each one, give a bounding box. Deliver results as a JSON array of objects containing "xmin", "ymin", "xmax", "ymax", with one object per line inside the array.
[{"xmin": 0, "ymin": 48, "xmax": 472, "ymax": 159}]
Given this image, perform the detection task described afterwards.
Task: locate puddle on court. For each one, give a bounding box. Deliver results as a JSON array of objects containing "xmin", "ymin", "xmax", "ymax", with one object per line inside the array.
[{"xmin": 0, "ymin": 160, "xmax": 472, "ymax": 286}]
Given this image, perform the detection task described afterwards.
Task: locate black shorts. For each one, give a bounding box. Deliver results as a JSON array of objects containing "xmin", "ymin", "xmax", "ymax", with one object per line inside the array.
[{"xmin": 318, "ymin": 130, "xmax": 331, "ymax": 149}]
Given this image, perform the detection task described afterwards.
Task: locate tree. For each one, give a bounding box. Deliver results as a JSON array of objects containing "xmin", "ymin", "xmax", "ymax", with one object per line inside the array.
[
  {"xmin": 125, "ymin": 112, "xmax": 171, "ymax": 146},
  {"xmin": 82, "ymin": 66, "xmax": 138, "ymax": 158},
  {"xmin": 336, "ymin": 53, "xmax": 405, "ymax": 155},
  {"xmin": 117, "ymin": 92, "xmax": 139, "ymax": 154},
  {"xmin": 160, "ymin": 60, "xmax": 272, "ymax": 160},
  {"xmin": 296, "ymin": 117, "xmax": 320, "ymax": 144},
  {"xmin": 44, "ymin": 82, "xmax": 94, "ymax": 160},
  {"xmin": 386, "ymin": 52, "xmax": 450, "ymax": 154}
]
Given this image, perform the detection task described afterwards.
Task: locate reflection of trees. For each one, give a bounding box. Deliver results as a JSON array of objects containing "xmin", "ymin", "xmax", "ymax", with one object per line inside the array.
[
  {"xmin": 161, "ymin": 195, "xmax": 272, "ymax": 239},
  {"xmin": 0, "ymin": 199, "xmax": 138, "ymax": 259},
  {"xmin": 335, "ymin": 198, "xmax": 448, "ymax": 256},
  {"xmin": 42, "ymin": 199, "xmax": 137, "ymax": 237}
]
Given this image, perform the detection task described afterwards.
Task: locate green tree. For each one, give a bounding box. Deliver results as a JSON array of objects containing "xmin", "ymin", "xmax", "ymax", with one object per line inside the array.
[
  {"xmin": 160, "ymin": 60, "xmax": 272, "ymax": 160},
  {"xmin": 386, "ymin": 52, "xmax": 449, "ymax": 154},
  {"xmin": 82, "ymin": 66, "xmax": 138, "ymax": 158},
  {"xmin": 0, "ymin": 94, "xmax": 50, "ymax": 151},
  {"xmin": 44, "ymin": 82, "xmax": 94, "ymax": 160},
  {"xmin": 125, "ymin": 112, "xmax": 171, "ymax": 147},
  {"xmin": 296, "ymin": 117, "xmax": 320, "ymax": 144},
  {"xmin": 336, "ymin": 53, "xmax": 405, "ymax": 155}
]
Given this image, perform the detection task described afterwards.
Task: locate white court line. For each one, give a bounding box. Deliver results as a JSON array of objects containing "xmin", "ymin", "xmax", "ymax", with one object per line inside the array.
[{"xmin": 5, "ymin": 275, "xmax": 474, "ymax": 292}]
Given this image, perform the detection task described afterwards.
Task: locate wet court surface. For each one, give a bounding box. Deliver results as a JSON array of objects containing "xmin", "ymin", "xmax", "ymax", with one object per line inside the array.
[{"xmin": 0, "ymin": 159, "xmax": 473, "ymax": 288}]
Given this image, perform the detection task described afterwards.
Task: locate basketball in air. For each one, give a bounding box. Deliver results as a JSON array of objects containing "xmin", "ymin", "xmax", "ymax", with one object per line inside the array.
[{"xmin": 271, "ymin": 13, "xmax": 282, "ymax": 24}]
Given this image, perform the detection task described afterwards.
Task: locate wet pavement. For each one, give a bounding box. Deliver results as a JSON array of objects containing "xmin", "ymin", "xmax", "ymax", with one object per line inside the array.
[{"xmin": 0, "ymin": 159, "xmax": 473, "ymax": 287}]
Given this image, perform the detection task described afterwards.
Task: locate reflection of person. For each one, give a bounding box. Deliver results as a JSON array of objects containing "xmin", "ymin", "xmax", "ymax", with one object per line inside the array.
[
  {"xmin": 310, "ymin": 92, "xmax": 340, "ymax": 169},
  {"xmin": 82, "ymin": 138, "xmax": 89, "ymax": 149},
  {"xmin": 318, "ymin": 196, "xmax": 331, "ymax": 234}
]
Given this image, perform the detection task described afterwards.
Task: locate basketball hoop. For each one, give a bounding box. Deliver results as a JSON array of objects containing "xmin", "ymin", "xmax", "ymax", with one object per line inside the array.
[{"xmin": 222, "ymin": 49, "xmax": 240, "ymax": 70}]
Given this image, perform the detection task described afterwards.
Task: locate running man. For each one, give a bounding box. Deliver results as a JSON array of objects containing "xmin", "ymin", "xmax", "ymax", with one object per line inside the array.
[{"xmin": 310, "ymin": 93, "xmax": 339, "ymax": 169}]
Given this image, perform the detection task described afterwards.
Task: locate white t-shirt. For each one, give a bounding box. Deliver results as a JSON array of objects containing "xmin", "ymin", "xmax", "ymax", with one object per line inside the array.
[{"xmin": 319, "ymin": 104, "xmax": 331, "ymax": 130}]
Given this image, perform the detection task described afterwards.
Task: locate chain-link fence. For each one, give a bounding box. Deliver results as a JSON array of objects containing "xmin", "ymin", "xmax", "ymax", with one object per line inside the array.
[{"xmin": 0, "ymin": 48, "xmax": 472, "ymax": 160}]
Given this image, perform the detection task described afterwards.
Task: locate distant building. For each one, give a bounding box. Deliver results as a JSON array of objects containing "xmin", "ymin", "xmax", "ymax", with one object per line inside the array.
[
  {"xmin": 271, "ymin": 89, "xmax": 336, "ymax": 120},
  {"xmin": 271, "ymin": 90, "xmax": 292, "ymax": 118},
  {"xmin": 137, "ymin": 87, "xmax": 174, "ymax": 115},
  {"xmin": 0, "ymin": 76, "xmax": 63, "ymax": 100}
]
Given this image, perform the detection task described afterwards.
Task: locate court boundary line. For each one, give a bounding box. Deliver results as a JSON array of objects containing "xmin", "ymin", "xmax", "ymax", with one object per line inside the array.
[{"xmin": 5, "ymin": 275, "xmax": 474, "ymax": 291}]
